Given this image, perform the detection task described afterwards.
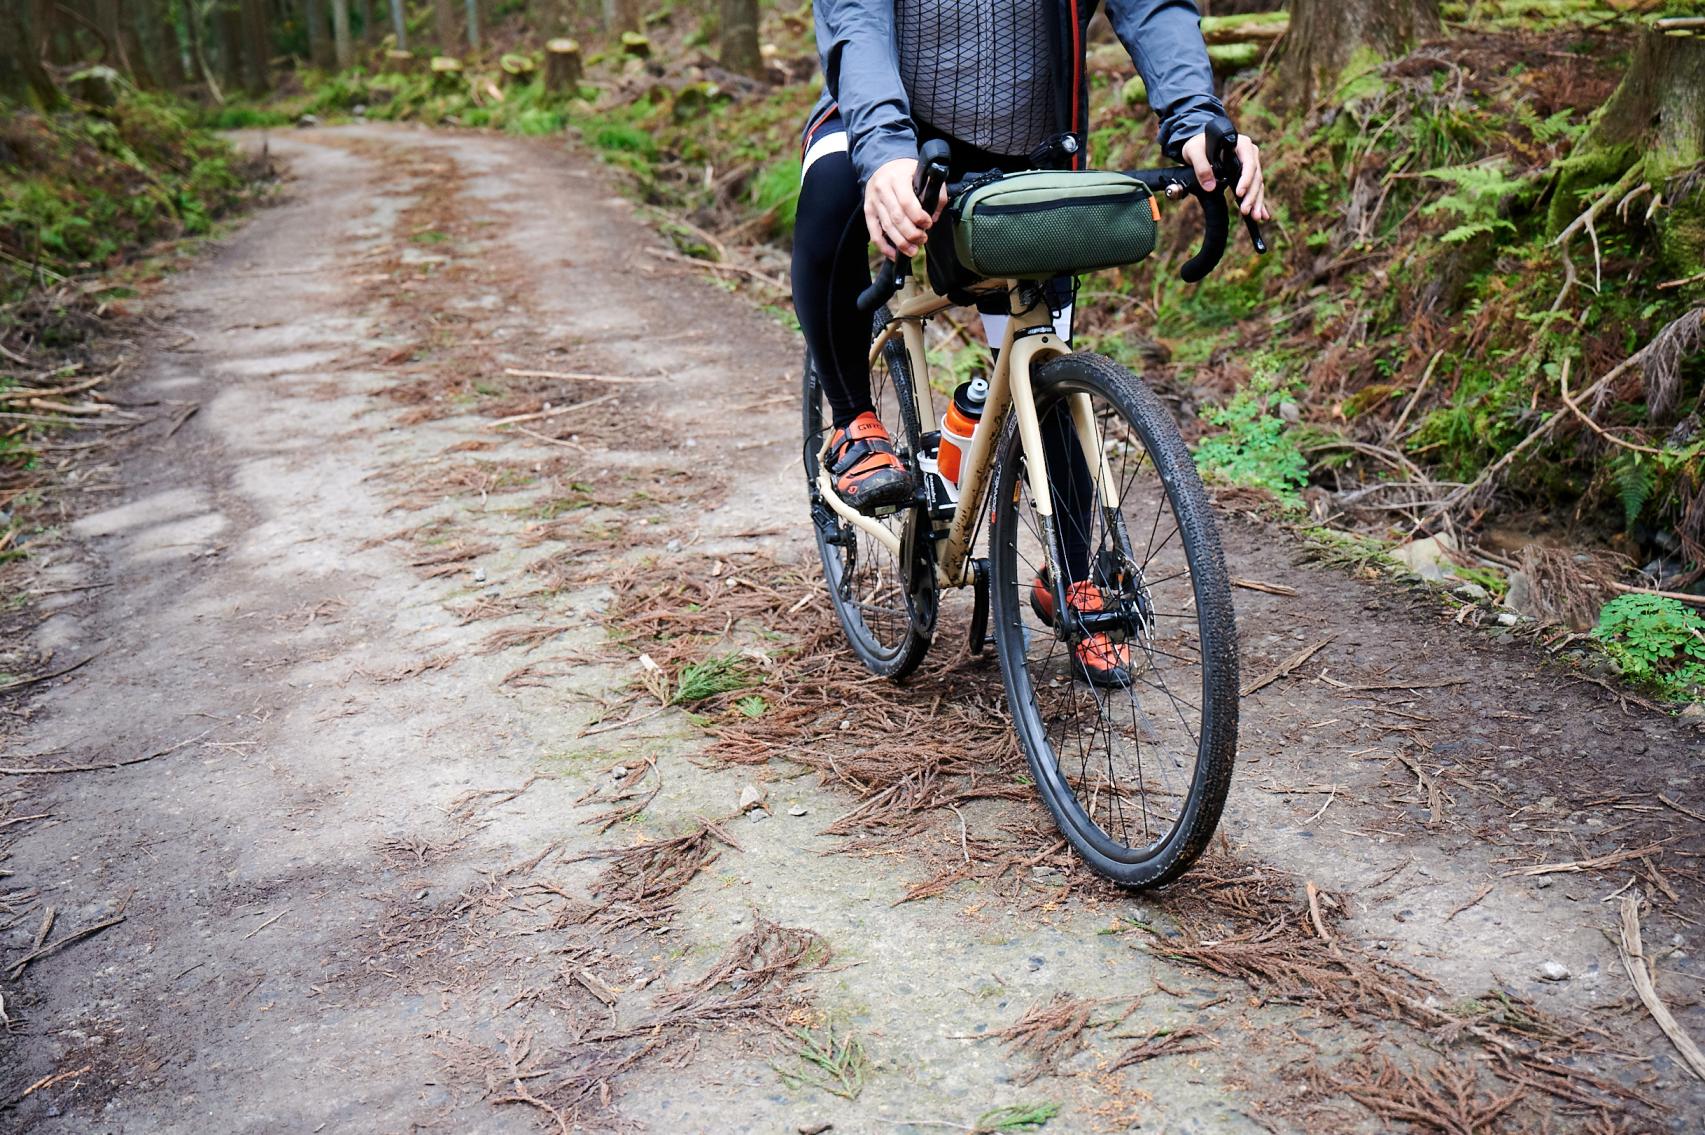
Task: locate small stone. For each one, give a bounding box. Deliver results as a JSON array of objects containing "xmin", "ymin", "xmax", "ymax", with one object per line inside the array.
[
  {"xmin": 1026, "ymin": 955, "xmax": 1045, "ymax": 972},
  {"xmin": 798, "ymin": 1124, "xmax": 833, "ymax": 1135},
  {"xmin": 1031, "ymin": 866, "xmax": 1067, "ymax": 886},
  {"xmin": 1537, "ymin": 961, "xmax": 1570, "ymax": 982},
  {"xmin": 1278, "ymin": 400, "xmax": 1301, "ymax": 424},
  {"xmin": 1496, "ymin": 611, "xmax": 1519, "ymax": 627},
  {"xmin": 610, "ymin": 765, "xmax": 628, "ymax": 779},
  {"xmin": 738, "ymin": 783, "xmax": 766, "ymax": 812},
  {"xmin": 473, "ymin": 567, "xmax": 488, "ymax": 583},
  {"xmin": 788, "ymin": 805, "xmax": 809, "ymax": 817},
  {"xmin": 1454, "ymin": 581, "xmax": 1489, "ymax": 602},
  {"xmin": 748, "ymin": 808, "xmax": 770, "ymax": 823},
  {"xmin": 296, "ymin": 113, "xmax": 320, "ymax": 127},
  {"xmin": 666, "ymin": 539, "xmax": 682, "ymax": 553}
]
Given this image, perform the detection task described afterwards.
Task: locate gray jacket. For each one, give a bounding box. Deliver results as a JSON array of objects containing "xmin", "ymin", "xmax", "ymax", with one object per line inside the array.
[{"xmin": 810, "ymin": 0, "xmax": 1224, "ymax": 183}]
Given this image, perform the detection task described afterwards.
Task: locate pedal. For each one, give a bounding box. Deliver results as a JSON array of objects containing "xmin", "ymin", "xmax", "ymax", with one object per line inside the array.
[{"xmin": 967, "ymin": 558, "xmax": 992, "ymax": 655}]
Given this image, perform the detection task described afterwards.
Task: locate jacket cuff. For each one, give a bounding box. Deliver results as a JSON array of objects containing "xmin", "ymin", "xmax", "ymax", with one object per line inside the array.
[
  {"xmin": 851, "ymin": 123, "xmax": 919, "ymax": 186},
  {"xmin": 1159, "ymin": 98, "xmax": 1227, "ymax": 161}
]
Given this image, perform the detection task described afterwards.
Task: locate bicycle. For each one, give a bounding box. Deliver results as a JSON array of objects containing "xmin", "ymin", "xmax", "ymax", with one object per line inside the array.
[{"xmin": 802, "ymin": 118, "xmax": 1267, "ymax": 888}]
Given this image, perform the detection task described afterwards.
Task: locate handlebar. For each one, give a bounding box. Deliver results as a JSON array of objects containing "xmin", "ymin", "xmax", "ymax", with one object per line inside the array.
[
  {"xmin": 857, "ymin": 115, "xmax": 1266, "ymax": 314},
  {"xmin": 857, "ymin": 140, "xmax": 951, "ymax": 315}
]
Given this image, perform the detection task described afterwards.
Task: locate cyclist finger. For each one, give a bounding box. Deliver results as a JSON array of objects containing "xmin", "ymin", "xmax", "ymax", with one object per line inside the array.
[
  {"xmin": 864, "ymin": 199, "xmax": 897, "ymax": 259},
  {"xmin": 878, "ymin": 187, "xmax": 928, "ymax": 253}
]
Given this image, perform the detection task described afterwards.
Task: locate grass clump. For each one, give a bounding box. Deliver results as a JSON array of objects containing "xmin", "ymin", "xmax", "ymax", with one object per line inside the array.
[
  {"xmin": 671, "ymin": 654, "xmax": 755, "ymax": 705},
  {"xmin": 1593, "ymin": 593, "xmax": 1705, "ymax": 703},
  {"xmin": 975, "ymin": 1101, "xmax": 1061, "ymax": 1132}
]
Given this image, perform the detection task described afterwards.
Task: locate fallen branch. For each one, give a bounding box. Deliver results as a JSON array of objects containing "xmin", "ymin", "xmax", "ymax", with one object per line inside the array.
[
  {"xmin": 6, "ymin": 913, "xmax": 126, "ymax": 980},
  {"xmin": 501, "ymin": 367, "xmax": 662, "ymax": 385},
  {"xmin": 643, "ymin": 247, "xmax": 788, "ymax": 292},
  {"xmin": 1556, "ymin": 357, "xmax": 1664, "ymax": 457},
  {"xmin": 1230, "ymin": 577, "xmax": 1298, "ymax": 597},
  {"xmin": 1617, "ymin": 895, "xmax": 1705, "ymax": 1082},
  {"xmin": 0, "ymin": 729, "xmax": 210, "ymax": 776},
  {"xmin": 0, "ymin": 650, "xmax": 105, "ymax": 695},
  {"xmin": 1241, "ymin": 637, "xmax": 1334, "ymax": 696},
  {"xmin": 484, "ymin": 392, "xmax": 620, "ymax": 429},
  {"xmin": 1505, "ymin": 843, "xmax": 1665, "ymax": 878}
]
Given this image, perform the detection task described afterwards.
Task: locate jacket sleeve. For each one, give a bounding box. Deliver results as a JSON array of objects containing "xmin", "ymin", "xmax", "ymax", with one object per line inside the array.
[
  {"xmin": 1104, "ymin": 0, "xmax": 1226, "ymax": 160},
  {"xmin": 814, "ymin": 0, "xmax": 918, "ymax": 185}
]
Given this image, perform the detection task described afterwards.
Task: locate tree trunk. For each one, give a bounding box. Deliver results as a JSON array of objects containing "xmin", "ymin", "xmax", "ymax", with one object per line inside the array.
[
  {"xmin": 602, "ymin": 0, "xmax": 640, "ymax": 35},
  {"xmin": 239, "ymin": 0, "xmax": 271, "ymax": 92},
  {"xmin": 123, "ymin": 0, "xmax": 162, "ymax": 87},
  {"xmin": 1276, "ymin": 0, "xmax": 1438, "ymax": 111},
  {"xmin": 389, "ymin": 0, "xmax": 407, "ymax": 50},
  {"xmin": 181, "ymin": 0, "xmax": 225, "ymax": 102},
  {"xmin": 358, "ymin": 0, "xmax": 374, "ymax": 44},
  {"xmin": 434, "ymin": 0, "xmax": 458, "ymax": 53},
  {"xmin": 304, "ymin": 0, "xmax": 332, "ymax": 66},
  {"xmin": 1550, "ymin": 27, "xmax": 1705, "ymax": 276},
  {"xmin": 330, "ymin": 0, "xmax": 353, "ymax": 67},
  {"xmin": 718, "ymin": 0, "xmax": 759, "ymax": 78},
  {"xmin": 216, "ymin": 2, "xmax": 244, "ymax": 91},
  {"xmin": 94, "ymin": 0, "xmax": 135, "ymax": 75},
  {"xmin": 464, "ymin": 0, "xmax": 480, "ymax": 52},
  {"xmin": 0, "ymin": 0, "xmax": 65, "ymax": 109}
]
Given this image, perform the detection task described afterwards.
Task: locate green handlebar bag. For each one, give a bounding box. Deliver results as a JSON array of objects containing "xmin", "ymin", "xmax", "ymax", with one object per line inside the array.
[{"xmin": 950, "ymin": 170, "xmax": 1160, "ymax": 280}]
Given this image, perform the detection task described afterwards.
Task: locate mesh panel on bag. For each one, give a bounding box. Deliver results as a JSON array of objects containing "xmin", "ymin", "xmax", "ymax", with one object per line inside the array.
[
  {"xmin": 954, "ymin": 178, "xmax": 1159, "ymax": 279},
  {"xmin": 895, "ymin": 0, "xmax": 1055, "ymax": 158}
]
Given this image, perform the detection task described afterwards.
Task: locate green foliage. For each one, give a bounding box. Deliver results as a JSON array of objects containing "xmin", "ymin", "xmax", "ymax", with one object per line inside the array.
[
  {"xmin": 671, "ymin": 654, "xmax": 755, "ymax": 705},
  {"xmin": 2, "ymin": 90, "xmax": 256, "ymax": 302},
  {"xmin": 773, "ymin": 1021, "xmax": 868, "ymax": 1100},
  {"xmin": 975, "ymin": 1102, "xmax": 1061, "ymax": 1132},
  {"xmin": 1419, "ymin": 160, "xmax": 1530, "ymax": 244},
  {"xmin": 1593, "ymin": 594, "xmax": 1705, "ymax": 702},
  {"xmin": 750, "ymin": 158, "xmax": 802, "ymax": 239},
  {"xmin": 1612, "ymin": 451, "xmax": 1657, "ymax": 531},
  {"xmin": 1193, "ymin": 358, "xmax": 1309, "ymax": 504}
]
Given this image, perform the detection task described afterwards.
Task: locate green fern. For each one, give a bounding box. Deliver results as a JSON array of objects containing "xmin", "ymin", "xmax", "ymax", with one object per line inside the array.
[
  {"xmin": 1611, "ymin": 452, "xmax": 1657, "ymax": 530},
  {"xmin": 1420, "ymin": 160, "xmax": 1531, "ymax": 242}
]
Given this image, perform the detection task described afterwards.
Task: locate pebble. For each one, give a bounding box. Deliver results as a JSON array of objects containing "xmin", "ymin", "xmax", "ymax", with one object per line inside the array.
[
  {"xmin": 1026, "ymin": 955, "xmax": 1045, "ymax": 972},
  {"xmin": 1537, "ymin": 961, "xmax": 1570, "ymax": 982},
  {"xmin": 610, "ymin": 765, "xmax": 628, "ymax": 779},
  {"xmin": 473, "ymin": 567, "xmax": 487, "ymax": 583},
  {"xmin": 666, "ymin": 539, "xmax": 682, "ymax": 553},
  {"xmin": 748, "ymin": 808, "xmax": 770, "ymax": 823},
  {"xmin": 788, "ymin": 805, "xmax": 809, "ymax": 817},
  {"xmin": 1496, "ymin": 611, "xmax": 1519, "ymax": 626},
  {"xmin": 1031, "ymin": 866, "xmax": 1067, "ymax": 886},
  {"xmin": 738, "ymin": 783, "xmax": 766, "ymax": 812}
]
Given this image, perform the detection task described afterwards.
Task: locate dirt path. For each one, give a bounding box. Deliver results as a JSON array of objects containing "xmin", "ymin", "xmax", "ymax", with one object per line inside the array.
[{"xmin": 2, "ymin": 124, "xmax": 1702, "ymax": 1134}]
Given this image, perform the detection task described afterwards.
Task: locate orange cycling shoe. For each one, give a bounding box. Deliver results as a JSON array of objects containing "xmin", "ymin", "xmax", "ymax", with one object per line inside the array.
[
  {"xmin": 1029, "ymin": 567, "xmax": 1136, "ymax": 689},
  {"xmin": 827, "ymin": 411, "xmax": 915, "ymax": 515}
]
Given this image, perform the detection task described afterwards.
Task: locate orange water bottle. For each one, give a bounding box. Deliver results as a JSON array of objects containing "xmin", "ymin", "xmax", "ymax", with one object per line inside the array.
[{"xmin": 938, "ymin": 377, "xmax": 988, "ymax": 487}]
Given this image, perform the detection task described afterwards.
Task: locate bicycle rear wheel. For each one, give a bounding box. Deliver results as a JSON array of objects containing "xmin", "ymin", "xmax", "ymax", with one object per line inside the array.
[
  {"xmin": 801, "ymin": 309, "xmax": 935, "ymax": 680},
  {"xmin": 988, "ymin": 352, "xmax": 1237, "ymax": 888}
]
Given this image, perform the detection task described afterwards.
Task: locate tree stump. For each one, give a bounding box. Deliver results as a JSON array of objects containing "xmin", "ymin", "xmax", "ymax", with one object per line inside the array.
[
  {"xmin": 620, "ymin": 31, "xmax": 652, "ymax": 59},
  {"xmin": 544, "ymin": 39, "xmax": 581, "ymax": 93},
  {"xmin": 500, "ymin": 53, "xmax": 536, "ymax": 87},
  {"xmin": 429, "ymin": 55, "xmax": 464, "ymax": 93},
  {"xmin": 383, "ymin": 49, "xmax": 415, "ymax": 73}
]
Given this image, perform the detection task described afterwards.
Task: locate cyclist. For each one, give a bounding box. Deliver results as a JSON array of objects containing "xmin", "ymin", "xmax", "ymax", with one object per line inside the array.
[{"xmin": 794, "ymin": 1, "xmax": 1270, "ymax": 684}]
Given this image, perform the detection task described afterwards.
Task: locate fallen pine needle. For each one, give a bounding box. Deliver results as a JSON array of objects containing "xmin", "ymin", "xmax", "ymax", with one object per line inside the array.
[
  {"xmin": 502, "ymin": 367, "xmax": 662, "ymax": 385},
  {"xmin": 485, "ymin": 392, "xmax": 620, "ymax": 428},
  {"xmin": 1618, "ymin": 895, "xmax": 1705, "ymax": 1082},
  {"xmin": 242, "ymin": 910, "xmax": 288, "ymax": 940}
]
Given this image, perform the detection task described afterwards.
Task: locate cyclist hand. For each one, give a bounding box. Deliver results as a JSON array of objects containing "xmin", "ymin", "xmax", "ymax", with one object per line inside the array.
[
  {"xmin": 865, "ymin": 158, "xmax": 943, "ymax": 260},
  {"xmin": 1181, "ymin": 131, "xmax": 1271, "ymax": 223}
]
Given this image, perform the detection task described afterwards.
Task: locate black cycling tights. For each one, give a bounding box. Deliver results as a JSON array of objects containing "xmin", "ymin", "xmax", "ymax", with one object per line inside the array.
[{"xmin": 790, "ymin": 143, "xmax": 1094, "ymax": 582}]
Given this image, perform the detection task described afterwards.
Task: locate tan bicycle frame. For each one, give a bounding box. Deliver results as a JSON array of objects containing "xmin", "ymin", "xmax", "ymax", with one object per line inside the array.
[{"xmin": 814, "ymin": 269, "xmax": 1123, "ymax": 590}]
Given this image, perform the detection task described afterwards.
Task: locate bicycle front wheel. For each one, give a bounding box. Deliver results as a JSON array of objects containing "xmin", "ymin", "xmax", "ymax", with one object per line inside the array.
[{"xmin": 989, "ymin": 352, "xmax": 1238, "ymax": 888}]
